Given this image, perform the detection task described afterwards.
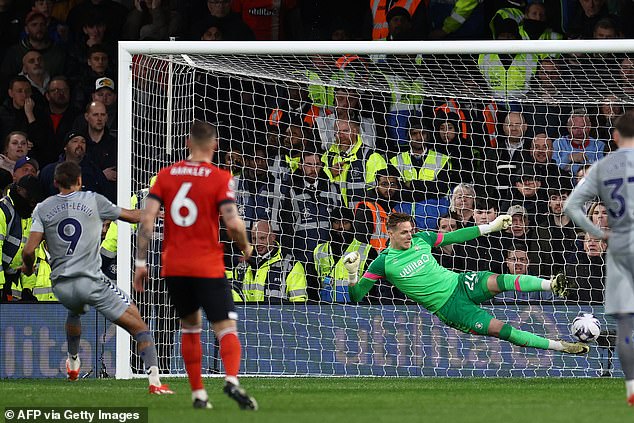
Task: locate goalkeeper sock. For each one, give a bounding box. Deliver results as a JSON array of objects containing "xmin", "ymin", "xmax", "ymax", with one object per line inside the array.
[
  {"xmin": 496, "ymin": 274, "xmax": 550, "ymax": 293},
  {"xmin": 499, "ymin": 324, "xmax": 550, "ymax": 350},
  {"xmin": 182, "ymin": 326, "xmax": 204, "ymax": 391},
  {"xmin": 218, "ymin": 328, "xmax": 241, "ymax": 385},
  {"xmin": 65, "ymin": 313, "xmax": 81, "ymax": 356}
]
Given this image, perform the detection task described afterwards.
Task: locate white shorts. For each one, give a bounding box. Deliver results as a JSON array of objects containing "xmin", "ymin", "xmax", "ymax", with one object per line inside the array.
[
  {"xmin": 605, "ymin": 253, "xmax": 634, "ymax": 315},
  {"xmin": 52, "ymin": 273, "xmax": 131, "ymax": 322}
]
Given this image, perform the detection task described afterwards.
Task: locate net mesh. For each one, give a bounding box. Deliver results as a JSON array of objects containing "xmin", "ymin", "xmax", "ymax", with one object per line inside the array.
[{"xmin": 126, "ymin": 48, "xmax": 628, "ymax": 377}]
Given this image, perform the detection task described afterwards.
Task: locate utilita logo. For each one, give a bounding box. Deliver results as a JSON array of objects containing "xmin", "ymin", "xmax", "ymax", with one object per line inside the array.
[
  {"xmin": 248, "ymin": 7, "xmax": 277, "ymax": 16},
  {"xmin": 399, "ymin": 254, "xmax": 430, "ymax": 277}
]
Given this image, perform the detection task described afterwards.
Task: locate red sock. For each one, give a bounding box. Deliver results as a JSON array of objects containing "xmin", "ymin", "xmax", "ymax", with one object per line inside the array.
[
  {"xmin": 181, "ymin": 330, "xmax": 204, "ymax": 391},
  {"xmin": 219, "ymin": 330, "xmax": 241, "ymax": 378}
]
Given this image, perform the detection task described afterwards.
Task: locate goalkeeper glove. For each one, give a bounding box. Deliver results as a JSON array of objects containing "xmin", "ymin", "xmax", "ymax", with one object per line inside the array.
[
  {"xmin": 479, "ymin": 214, "xmax": 512, "ymax": 235},
  {"xmin": 343, "ymin": 251, "xmax": 361, "ymax": 286}
]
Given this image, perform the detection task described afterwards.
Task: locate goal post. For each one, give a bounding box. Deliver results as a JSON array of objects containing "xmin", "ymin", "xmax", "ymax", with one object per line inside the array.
[{"xmin": 116, "ymin": 40, "xmax": 634, "ymax": 379}]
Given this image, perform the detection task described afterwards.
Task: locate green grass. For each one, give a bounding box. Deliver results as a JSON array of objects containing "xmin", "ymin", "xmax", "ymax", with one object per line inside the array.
[{"xmin": 0, "ymin": 378, "xmax": 631, "ymax": 423}]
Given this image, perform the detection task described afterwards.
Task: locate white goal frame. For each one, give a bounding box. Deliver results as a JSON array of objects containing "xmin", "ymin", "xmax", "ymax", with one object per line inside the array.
[{"xmin": 116, "ymin": 39, "xmax": 634, "ymax": 379}]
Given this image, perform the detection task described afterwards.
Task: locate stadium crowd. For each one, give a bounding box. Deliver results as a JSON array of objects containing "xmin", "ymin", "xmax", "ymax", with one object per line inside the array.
[{"xmin": 0, "ymin": 0, "xmax": 631, "ymax": 308}]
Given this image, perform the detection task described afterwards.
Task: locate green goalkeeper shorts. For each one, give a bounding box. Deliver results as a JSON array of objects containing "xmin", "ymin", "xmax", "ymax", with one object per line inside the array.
[{"xmin": 434, "ymin": 271, "xmax": 495, "ymax": 336}]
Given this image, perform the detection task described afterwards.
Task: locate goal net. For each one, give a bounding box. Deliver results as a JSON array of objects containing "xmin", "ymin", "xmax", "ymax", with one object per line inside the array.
[{"xmin": 116, "ymin": 40, "xmax": 633, "ymax": 378}]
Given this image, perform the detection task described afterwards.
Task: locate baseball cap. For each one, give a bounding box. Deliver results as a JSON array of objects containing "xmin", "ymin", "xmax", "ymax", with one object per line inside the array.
[
  {"xmin": 16, "ymin": 175, "xmax": 45, "ymax": 203},
  {"xmin": 64, "ymin": 132, "xmax": 86, "ymax": 146},
  {"xmin": 507, "ymin": 205, "xmax": 527, "ymax": 216},
  {"xmin": 95, "ymin": 77, "xmax": 115, "ymax": 92},
  {"xmin": 14, "ymin": 156, "xmax": 39, "ymax": 172},
  {"xmin": 25, "ymin": 10, "xmax": 46, "ymax": 24}
]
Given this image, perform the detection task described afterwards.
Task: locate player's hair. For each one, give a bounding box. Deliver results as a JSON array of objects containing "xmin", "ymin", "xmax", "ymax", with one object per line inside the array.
[
  {"xmin": 387, "ymin": 212, "xmax": 414, "ymax": 231},
  {"xmin": 614, "ymin": 109, "xmax": 634, "ymax": 138},
  {"xmin": 189, "ymin": 120, "xmax": 218, "ymax": 145},
  {"xmin": 54, "ymin": 161, "xmax": 81, "ymax": 189}
]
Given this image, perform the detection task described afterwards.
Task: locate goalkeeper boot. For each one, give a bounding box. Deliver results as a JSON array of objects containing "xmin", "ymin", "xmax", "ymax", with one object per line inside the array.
[
  {"xmin": 66, "ymin": 356, "xmax": 80, "ymax": 381},
  {"xmin": 149, "ymin": 384, "xmax": 174, "ymax": 395},
  {"xmin": 223, "ymin": 381, "xmax": 258, "ymax": 410},
  {"xmin": 551, "ymin": 273, "xmax": 570, "ymax": 298},
  {"xmin": 560, "ymin": 340, "xmax": 590, "ymax": 355}
]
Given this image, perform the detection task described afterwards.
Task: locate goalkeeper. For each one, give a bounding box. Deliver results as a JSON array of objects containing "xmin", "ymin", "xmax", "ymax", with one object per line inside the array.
[{"xmin": 343, "ymin": 212, "xmax": 589, "ymax": 354}]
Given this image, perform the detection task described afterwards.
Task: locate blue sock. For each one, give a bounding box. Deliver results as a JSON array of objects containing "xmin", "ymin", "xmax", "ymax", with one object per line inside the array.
[
  {"xmin": 134, "ymin": 331, "xmax": 159, "ymax": 370},
  {"xmin": 66, "ymin": 314, "xmax": 81, "ymax": 357}
]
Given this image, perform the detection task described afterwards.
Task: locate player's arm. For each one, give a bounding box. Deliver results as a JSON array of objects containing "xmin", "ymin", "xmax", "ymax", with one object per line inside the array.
[
  {"xmin": 426, "ymin": 215, "xmax": 511, "ymax": 247},
  {"xmin": 220, "ymin": 202, "xmax": 253, "ymax": 260},
  {"xmin": 136, "ymin": 196, "xmax": 161, "ymax": 265},
  {"xmin": 21, "ymin": 231, "xmax": 44, "ymax": 276},
  {"xmin": 346, "ymin": 253, "xmax": 386, "ymax": 302},
  {"xmin": 563, "ymin": 166, "xmax": 606, "ymax": 240},
  {"xmin": 118, "ymin": 208, "xmax": 142, "ymax": 224}
]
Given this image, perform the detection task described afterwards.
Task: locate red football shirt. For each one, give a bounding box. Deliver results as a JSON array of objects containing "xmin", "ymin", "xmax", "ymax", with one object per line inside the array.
[
  {"xmin": 149, "ymin": 160, "xmax": 235, "ymax": 278},
  {"xmin": 232, "ymin": 0, "xmax": 297, "ymax": 41}
]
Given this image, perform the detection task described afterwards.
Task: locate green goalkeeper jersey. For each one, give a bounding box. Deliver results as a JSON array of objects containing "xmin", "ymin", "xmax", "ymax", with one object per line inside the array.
[{"xmin": 349, "ymin": 226, "xmax": 481, "ymax": 313}]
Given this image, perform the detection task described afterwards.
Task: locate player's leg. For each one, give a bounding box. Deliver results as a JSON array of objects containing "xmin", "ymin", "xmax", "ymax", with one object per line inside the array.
[
  {"xmin": 488, "ymin": 319, "xmax": 588, "ymax": 354},
  {"xmin": 165, "ymin": 277, "xmax": 210, "ymax": 409},
  {"xmin": 484, "ymin": 272, "xmax": 568, "ymax": 298},
  {"xmin": 90, "ymin": 275, "xmax": 171, "ymax": 393},
  {"xmin": 614, "ymin": 314, "xmax": 634, "ymax": 406},
  {"xmin": 65, "ymin": 312, "xmax": 82, "ymax": 381},
  {"xmin": 202, "ymin": 277, "xmax": 257, "ymax": 411}
]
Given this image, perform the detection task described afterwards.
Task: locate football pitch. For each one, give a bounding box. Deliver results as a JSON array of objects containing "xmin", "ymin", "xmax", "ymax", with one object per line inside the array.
[{"xmin": 1, "ymin": 377, "xmax": 631, "ymax": 423}]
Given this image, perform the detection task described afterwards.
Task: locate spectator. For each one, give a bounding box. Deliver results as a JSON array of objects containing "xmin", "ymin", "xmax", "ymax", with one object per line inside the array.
[
  {"xmin": 80, "ymin": 77, "xmax": 116, "ymax": 138},
  {"xmin": 567, "ymin": 0, "xmax": 611, "ymax": 39},
  {"xmin": 65, "ymin": 0, "xmax": 129, "ymax": 42},
  {"xmin": 68, "ymin": 11, "xmax": 115, "ymax": 80},
  {"xmin": 38, "ymin": 131, "xmax": 108, "ymax": 198},
  {"xmin": 0, "ymin": 10, "xmax": 66, "ymax": 87},
  {"xmin": 448, "ymin": 182, "xmax": 475, "ymax": 228},
  {"xmin": 596, "ymin": 96, "xmax": 623, "ymax": 152},
  {"xmin": 0, "ymin": 168, "xmax": 13, "ymax": 193},
  {"xmin": 321, "ymin": 117, "xmax": 387, "ymax": 208},
  {"xmin": 28, "ymin": 76, "xmax": 80, "ymax": 167},
  {"xmin": 520, "ymin": 2, "xmax": 562, "ymax": 41},
  {"xmin": 12, "ymin": 155, "xmax": 38, "ymax": 182},
  {"xmin": 429, "ymin": 0, "xmax": 487, "ymax": 40},
  {"xmin": 190, "ymin": 0, "xmax": 255, "ymax": 41},
  {"xmin": 72, "ymin": 44, "xmax": 114, "ymax": 111},
  {"xmin": 587, "ymin": 200, "xmax": 608, "ymax": 230},
  {"xmin": 79, "ymin": 101, "xmax": 116, "ymax": 201},
  {"xmin": 432, "ymin": 107, "xmax": 478, "ymax": 180},
  {"xmin": 28, "ymin": 0, "xmax": 69, "ymax": 46},
  {"xmin": 354, "ymin": 166, "xmax": 402, "ymax": 253},
  {"xmin": 593, "ymin": 16, "xmax": 621, "ymax": 39},
  {"xmin": 619, "ymin": 56, "xmax": 634, "ymax": 97},
  {"xmin": 232, "ymin": 0, "xmax": 301, "ymax": 41},
  {"xmin": 268, "ymin": 111, "xmax": 313, "ymax": 188},
  {"xmin": 553, "ymin": 109, "xmax": 605, "ymax": 176},
  {"xmin": 501, "ymin": 164, "xmax": 549, "ymax": 227},
  {"xmin": 279, "ymin": 148, "xmax": 341, "ymax": 264},
  {"xmin": 240, "ymin": 220, "xmax": 307, "ymax": 303},
  {"xmin": 477, "ymin": 111, "xmax": 530, "ymax": 204},
  {"xmin": 0, "ymin": 131, "xmax": 28, "ymax": 174},
  {"xmin": 315, "ymin": 87, "xmax": 377, "ymax": 151},
  {"xmin": 122, "ymin": 0, "xmax": 183, "ymax": 41},
  {"xmin": 531, "ymin": 187, "xmax": 577, "ymax": 276},
  {"xmin": 566, "ymin": 232, "xmax": 606, "ymax": 304},
  {"xmin": 500, "ymin": 204, "xmax": 537, "ymax": 253},
  {"xmin": 463, "ymin": 198, "xmax": 504, "ymax": 274},
  {"xmin": 383, "ymin": 6, "xmax": 424, "ymax": 41},
  {"xmin": 0, "ymin": 76, "xmax": 36, "ymax": 140},
  {"xmin": 524, "ymin": 132, "xmax": 574, "ymax": 191},
  {"xmin": 19, "ymin": 50, "xmax": 49, "ymax": 100},
  {"xmin": 200, "ymin": 24, "xmax": 223, "ymax": 40},
  {"xmin": 477, "ymin": 18, "xmax": 537, "ymax": 98},
  {"xmin": 370, "ymin": 0, "xmax": 426, "ymax": 40}
]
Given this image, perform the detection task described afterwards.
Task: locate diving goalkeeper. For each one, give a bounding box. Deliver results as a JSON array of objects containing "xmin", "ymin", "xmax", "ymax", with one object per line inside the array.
[{"xmin": 343, "ymin": 212, "xmax": 589, "ymax": 354}]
